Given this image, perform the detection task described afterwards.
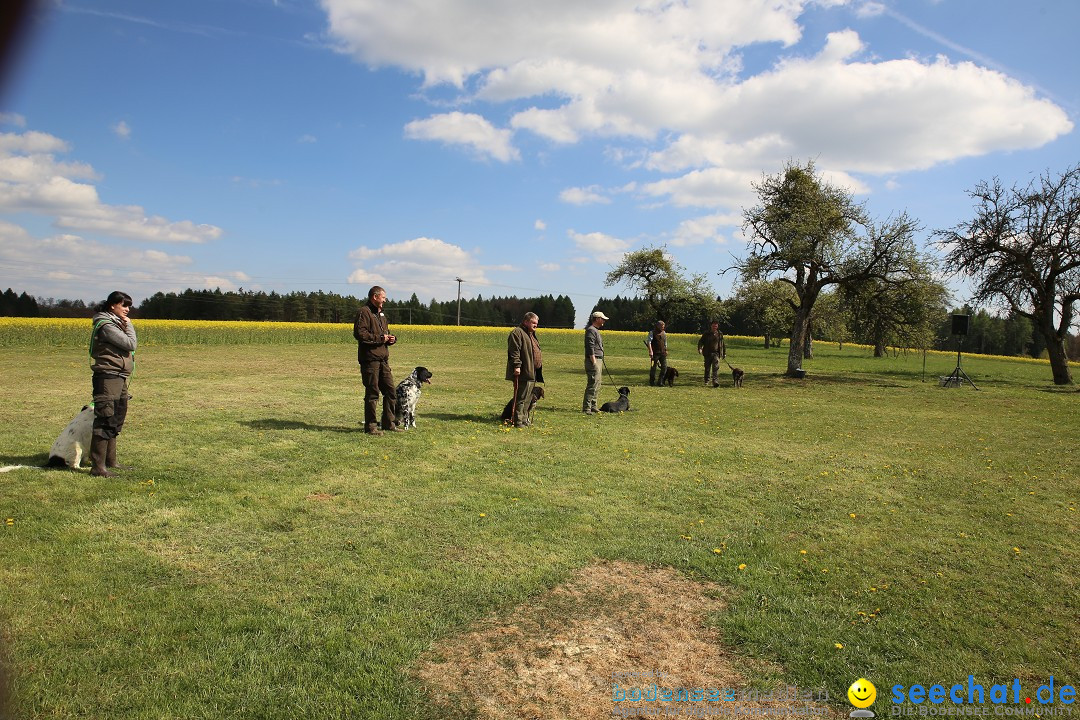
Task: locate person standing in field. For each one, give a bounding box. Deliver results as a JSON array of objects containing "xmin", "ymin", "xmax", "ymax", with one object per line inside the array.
[
  {"xmin": 89, "ymin": 290, "xmax": 137, "ymax": 477},
  {"xmin": 582, "ymin": 310, "xmax": 608, "ymax": 414},
  {"xmin": 648, "ymin": 320, "xmax": 668, "ymax": 387},
  {"xmin": 697, "ymin": 320, "xmax": 726, "ymax": 387},
  {"xmin": 353, "ymin": 285, "xmax": 401, "ymax": 435},
  {"xmin": 506, "ymin": 312, "xmax": 543, "ymax": 428}
]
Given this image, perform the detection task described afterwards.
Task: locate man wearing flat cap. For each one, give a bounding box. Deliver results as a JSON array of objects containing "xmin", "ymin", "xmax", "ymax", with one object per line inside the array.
[{"xmin": 583, "ymin": 310, "xmax": 609, "ymax": 414}]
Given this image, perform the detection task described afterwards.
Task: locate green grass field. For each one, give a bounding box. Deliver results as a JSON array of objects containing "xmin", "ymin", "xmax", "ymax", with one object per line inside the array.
[{"xmin": 1, "ymin": 324, "xmax": 1077, "ymax": 719}]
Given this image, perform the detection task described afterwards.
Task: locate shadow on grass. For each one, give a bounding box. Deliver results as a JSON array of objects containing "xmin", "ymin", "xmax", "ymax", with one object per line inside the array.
[
  {"xmin": 1036, "ymin": 385, "xmax": 1080, "ymax": 394},
  {"xmin": 795, "ymin": 372, "xmax": 916, "ymax": 388},
  {"xmin": 241, "ymin": 418, "xmax": 361, "ymax": 433},
  {"xmin": 423, "ymin": 412, "xmax": 504, "ymax": 424},
  {"xmin": 0, "ymin": 453, "xmax": 51, "ymax": 467}
]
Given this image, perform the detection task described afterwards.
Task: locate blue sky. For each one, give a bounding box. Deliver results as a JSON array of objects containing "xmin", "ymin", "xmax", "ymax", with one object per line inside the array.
[{"xmin": 1, "ymin": 0, "xmax": 1077, "ymax": 326}]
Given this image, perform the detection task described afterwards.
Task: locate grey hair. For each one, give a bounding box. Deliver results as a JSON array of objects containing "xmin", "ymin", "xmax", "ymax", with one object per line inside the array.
[{"xmin": 523, "ymin": 312, "xmax": 539, "ymax": 322}]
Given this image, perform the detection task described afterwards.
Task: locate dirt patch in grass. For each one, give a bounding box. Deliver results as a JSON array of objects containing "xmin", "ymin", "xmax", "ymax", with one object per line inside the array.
[{"xmin": 414, "ymin": 560, "xmax": 839, "ymax": 720}]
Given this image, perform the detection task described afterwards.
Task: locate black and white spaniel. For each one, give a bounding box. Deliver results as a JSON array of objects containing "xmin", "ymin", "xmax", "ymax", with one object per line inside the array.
[{"xmin": 395, "ymin": 366, "xmax": 433, "ymax": 429}]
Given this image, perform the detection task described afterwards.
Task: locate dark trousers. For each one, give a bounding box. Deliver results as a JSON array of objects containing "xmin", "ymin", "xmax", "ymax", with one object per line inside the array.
[
  {"xmin": 704, "ymin": 353, "xmax": 721, "ymax": 384},
  {"xmin": 92, "ymin": 373, "xmax": 129, "ymax": 439},
  {"xmin": 512, "ymin": 378, "xmax": 535, "ymax": 426},
  {"xmin": 360, "ymin": 358, "xmax": 397, "ymax": 430},
  {"xmin": 649, "ymin": 356, "xmax": 667, "ymax": 386}
]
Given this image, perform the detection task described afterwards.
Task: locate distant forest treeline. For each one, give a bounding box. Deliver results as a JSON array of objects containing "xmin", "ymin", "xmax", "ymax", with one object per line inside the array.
[
  {"xmin": 4, "ymin": 286, "xmax": 1076, "ymax": 359},
  {"xmin": 2, "ymin": 287, "xmax": 578, "ymax": 328}
]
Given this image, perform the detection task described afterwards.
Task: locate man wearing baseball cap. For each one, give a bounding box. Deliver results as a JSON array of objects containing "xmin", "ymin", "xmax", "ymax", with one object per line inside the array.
[{"xmin": 583, "ymin": 310, "xmax": 609, "ymax": 414}]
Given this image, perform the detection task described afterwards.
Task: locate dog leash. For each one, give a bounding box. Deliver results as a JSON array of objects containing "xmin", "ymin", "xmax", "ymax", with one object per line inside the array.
[
  {"xmin": 510, "ymin": 374, "xmax": 520, "ymax": 425},
  {"xmin": 600, "ymin": 357, "xmax": 620, "ymax": 388}
]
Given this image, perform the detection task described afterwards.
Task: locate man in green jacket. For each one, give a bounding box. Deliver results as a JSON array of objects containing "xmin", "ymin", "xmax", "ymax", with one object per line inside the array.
[
  {"xmin": 697, "ymin": 320, "xmax": 726, "ymax": 387},
  {"xmin": 506, "ymin": 312, "xmax": 543, "ymax": 428}
]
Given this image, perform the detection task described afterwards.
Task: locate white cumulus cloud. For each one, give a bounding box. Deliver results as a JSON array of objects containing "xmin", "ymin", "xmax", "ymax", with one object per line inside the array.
[
  {"xmin": 404, "ymin": 112, "xmax": 520, "ymax": 163},
  {"xmin": 348, "ymin": 236, "xmax": 498, "ymax": 300},
  {"xmin": 560, "ymin": 185, "xmax": 611, "ymax": 206},
  {"xmin": 319, "ymin": 0, "xmax": 1071, "ymax": 222},
  {"xmin": 568, "ymin": 229, "xmax": 631, "ymax": 265},
  {"xmin": 0, "ymin": 129, "xmax": 223, "ymax": 243}
]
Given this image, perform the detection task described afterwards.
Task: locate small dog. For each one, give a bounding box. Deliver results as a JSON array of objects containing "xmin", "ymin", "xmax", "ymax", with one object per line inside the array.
[
  {"xmin": 599, "ymin": 386, "xmax": 631, "ymax": 413},
  {"xmin": 501, "ymin": 386, "xmax": 544, "ymax": 423},
  {"xmin": 663, "ymin": 367, "xmax": 679, "ymax": 387},
  {"xmin": 724, "ymin": 360, "xmax": 744, "ymax": 388},
  {"xmin": 48, "ymin": 405, "xmax": 95, "ymax": 468},
  {"xmin": 395, "ymin": 366, "xmax": 433, "ymax": 429}
]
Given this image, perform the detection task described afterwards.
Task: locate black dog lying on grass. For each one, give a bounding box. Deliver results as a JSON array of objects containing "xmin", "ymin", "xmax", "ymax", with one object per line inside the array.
[
  {"xmin": 501, "ymin": 386, "xmax": 544, "ymax": 423},
  {"xmin": 599, "ymin": 386, "xmax": 631, "ymax": 413}
]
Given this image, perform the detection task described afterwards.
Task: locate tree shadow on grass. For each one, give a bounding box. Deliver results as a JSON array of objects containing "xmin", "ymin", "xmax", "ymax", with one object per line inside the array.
[
  {"xmin": 800, "ymin": 372, "xmax": 916, "ymax": 388},
  {"xmin": 723, "ymin": 371, "xmax": 915, "ymax": 389},
  {"xmin": 241, "ymin": 418, "xmax": 361, "ymax": 433}
]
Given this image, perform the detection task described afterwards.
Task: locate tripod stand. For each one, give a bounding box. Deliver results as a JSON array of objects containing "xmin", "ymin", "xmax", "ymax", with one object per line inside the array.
[{"xmin": 943, "ymin": 335, "xmax": 979, "ymax": 390}]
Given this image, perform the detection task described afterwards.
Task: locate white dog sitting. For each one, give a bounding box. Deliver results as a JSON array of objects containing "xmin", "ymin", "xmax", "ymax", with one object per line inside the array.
[{"xmin": 47, "ymin": 404, "xmax": 95, "ymax": 469}]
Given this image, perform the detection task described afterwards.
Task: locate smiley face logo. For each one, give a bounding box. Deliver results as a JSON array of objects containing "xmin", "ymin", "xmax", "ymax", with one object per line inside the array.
[{"xmin": 848, "ymin": 678, "xmax": 876, "ymax": 709}]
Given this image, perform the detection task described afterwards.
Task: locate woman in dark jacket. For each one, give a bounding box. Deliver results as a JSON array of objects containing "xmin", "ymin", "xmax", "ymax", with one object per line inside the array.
[{"xmin": 89, "ymin": 290, "xmax": 137, "ymax": 476}]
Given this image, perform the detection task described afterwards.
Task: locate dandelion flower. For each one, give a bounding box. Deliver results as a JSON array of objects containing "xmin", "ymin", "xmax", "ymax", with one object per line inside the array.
[
  {"xmin": 1012, "ymin": 547, "xmax": 1021, "ymax": 554},
  {"xmin": 738, "ymin": 563, "xmax": 747, "ymax": 570},
  {"xmin": 712, "ymin": 548, "xmax": 723, "ymax": 554},
  {"xmin": 834, "ymin": 643, "xmax": 844, "ymax": 650},
  {"xmin": 849, "ymin": 513, "xmax": 857, "ymax": 519},
  {"xmin": 479, "ymin": 513, "xmax": 487, "ymax": 518},
  {"xmin": 799, "ymin": 549, "xmax": 807, "ymax": 555}
]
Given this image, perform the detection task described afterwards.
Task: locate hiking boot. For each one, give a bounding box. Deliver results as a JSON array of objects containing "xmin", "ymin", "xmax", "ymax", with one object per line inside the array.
[{"xmin": 365, "ymin": 425, "xmax": 384, "ymax": 436}]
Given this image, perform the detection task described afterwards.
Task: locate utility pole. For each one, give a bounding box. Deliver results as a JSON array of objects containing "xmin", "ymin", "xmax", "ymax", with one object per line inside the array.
[{"xmin": 455, "ymin": 277, "xmax": 463, "ymax": 325}]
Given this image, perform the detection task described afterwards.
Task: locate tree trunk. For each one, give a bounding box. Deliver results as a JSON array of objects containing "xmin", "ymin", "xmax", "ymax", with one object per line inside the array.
[
  {"xmin": 764, "ymin": 332, "xmax": 772, "ymax": 349},
  {"xmin": 1045, "ymin": 333, "xmax": 1073, "ymax": 385},
  {"xmin": 803, "ymin": 323, "xmax": 813, "ymax": 359},
  {"xmin": 786, "ymin": 307, "xmax": 811, "ymax": 376},
  {"xmin": 873, "ymin": 339, "xmax": 885, "ymax": 357}
]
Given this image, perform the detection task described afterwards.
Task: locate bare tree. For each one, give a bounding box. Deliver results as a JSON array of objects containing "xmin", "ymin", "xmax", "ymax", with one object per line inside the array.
[
  {"xmin": 938, "ymin": 166, "xmax": 1080, "ymax": 384},
  {"xmin": 739, "ymin": 161, "xmax": 924, "ymax": 377}
]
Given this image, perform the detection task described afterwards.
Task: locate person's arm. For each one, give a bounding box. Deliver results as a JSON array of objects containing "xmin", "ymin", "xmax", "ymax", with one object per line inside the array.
[
  {"xmin": 697, "ymin": 334, "xmax": 704, "ymax": 354},
  {"xmin": 585, "ymin": 328, "xmax": 598, "ymax": 363},
  {"xmin": 353, "ymin": 308, "xmax": 383, "ymax": 347},
  {"xmin": 98, "ymin": 317, "xmax": 137, "ymax": 352},
  {"xmin": 508, "ymin": 330, "xmax": 522, "ymax": 375}
]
